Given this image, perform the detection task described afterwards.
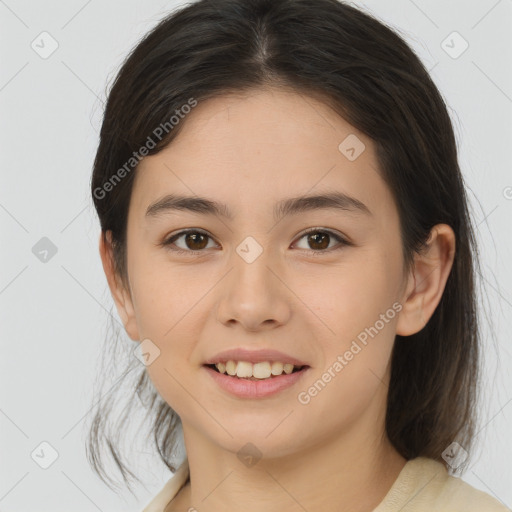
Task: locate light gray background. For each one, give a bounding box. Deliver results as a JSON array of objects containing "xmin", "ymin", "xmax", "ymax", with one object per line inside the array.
[{"xmin": 1, "ymin": 0, "xmax": 511, "ymax": 511}]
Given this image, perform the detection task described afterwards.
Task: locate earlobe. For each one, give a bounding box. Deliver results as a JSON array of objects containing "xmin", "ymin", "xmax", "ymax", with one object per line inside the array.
[
  {"xmin": 396, "ymin": 224, "xmax": 456, "ymax": 337},
  {"xmin": 98, "ymin": 231, "xmax": 140, "ymax": 341}
]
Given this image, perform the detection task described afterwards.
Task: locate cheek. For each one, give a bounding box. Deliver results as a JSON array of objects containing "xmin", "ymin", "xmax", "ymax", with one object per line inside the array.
[
  {"xmin": 297, "ymin": 247, "xmax": 401, "ymax": 406},
  {"xmin": 300, "ymin": 294, "xmax": 398, "ymax": 427},
  {"xmin": 127, "ymin": 251, "xmax": 207, "ymax": 402},
  {"xmin": 128, "ymin": 247, "xmax": 202, "ymax": 339},
  {"xmin": 303, "ymin": 348, "xmax": 391, "ymax": 430},
  {"xmin": 297, "ymin": 249, "xmax": 401, "ymax": 343}
]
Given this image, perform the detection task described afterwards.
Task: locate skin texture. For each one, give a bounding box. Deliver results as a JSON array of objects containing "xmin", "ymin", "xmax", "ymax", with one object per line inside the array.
[{"xmin": 99, "ymin": 86, "xmax": 456, "ymax": 512}]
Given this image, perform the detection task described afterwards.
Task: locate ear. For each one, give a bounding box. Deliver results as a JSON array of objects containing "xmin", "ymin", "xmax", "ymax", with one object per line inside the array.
[
  {"xmin": 396, "ymin": 224, "xmax": 456, "ymax": 336},
  {"xmin": 98, "ymin": 231, "xmax": 140, "ymax": 341}
]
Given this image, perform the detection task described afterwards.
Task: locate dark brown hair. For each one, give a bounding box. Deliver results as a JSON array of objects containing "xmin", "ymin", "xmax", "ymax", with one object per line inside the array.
[{"xmin": 88, "ymin": 0, "xmax": 482, "ymax": 494}]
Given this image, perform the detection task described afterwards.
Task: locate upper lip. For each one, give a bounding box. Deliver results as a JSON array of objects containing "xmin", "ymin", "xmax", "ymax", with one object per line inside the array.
[{"xmin": 203, "ymin": 348, "xmax": 309, "ymax": 367}]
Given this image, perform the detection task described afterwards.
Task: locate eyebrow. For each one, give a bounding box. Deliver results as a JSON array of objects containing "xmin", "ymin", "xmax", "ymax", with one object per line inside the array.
[{"xmin": 145, "ymin": 191, "xmax": 372, "ymax": 221}]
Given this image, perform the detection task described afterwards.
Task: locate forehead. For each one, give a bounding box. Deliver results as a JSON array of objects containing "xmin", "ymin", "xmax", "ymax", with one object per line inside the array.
[{"xmin": 132, "ymin": 87, "xmax": 394, "ymax": 222}]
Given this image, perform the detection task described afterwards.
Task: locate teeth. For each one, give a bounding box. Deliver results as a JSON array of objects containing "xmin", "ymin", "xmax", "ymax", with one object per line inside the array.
[
  {"xmin": 283, "ymin": 363, "xmax": 296, "ymax": 375},
  {"xmin": 253, "ymin": 362, "xmax": 271, "ymax": 378},
  {"xmin": 236, "ymin": 361, "xmax": 253, "ymax": 378},
  {"xmin": 225, "ymin": 360, "xmax": 237, "ymax": 376},
  {"xmin": 271, "ymin": 362, "xmax": 284, "ymax": 375},
  {"xmin": 214, "ymin": 360, "xmax": 299, "ymax": 379}
]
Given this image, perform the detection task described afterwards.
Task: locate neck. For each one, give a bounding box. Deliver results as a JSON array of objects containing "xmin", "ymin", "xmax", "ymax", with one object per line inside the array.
[{"xmin": 179, "ymin": 411, "xmax": 406, "ymax": 512}]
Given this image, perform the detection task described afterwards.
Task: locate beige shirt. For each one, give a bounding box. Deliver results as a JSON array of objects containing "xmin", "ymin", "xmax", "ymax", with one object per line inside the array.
[{"xmin": 142, "ymin": 456, "xmax": 509, "ymax": 511}]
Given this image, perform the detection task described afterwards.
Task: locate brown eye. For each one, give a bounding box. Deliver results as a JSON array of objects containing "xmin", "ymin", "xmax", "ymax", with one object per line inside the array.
[
  {"xmin": 293, "ymin": 228, "xmax": 349, "ymax": 254},
  {"xmin": 162, "ymin": 229, "xmax": 216, "ymax": 254},
  {"xmin": 306, "ymin": 232, "xmax": 330, "ymax": 250},
  {"xmin": 182, "ymin": 232, "xmax": 209, "ymax": 250},
  {"xmin": 162, "ymin": 227, "xmax": 350, "ymax": 256}
]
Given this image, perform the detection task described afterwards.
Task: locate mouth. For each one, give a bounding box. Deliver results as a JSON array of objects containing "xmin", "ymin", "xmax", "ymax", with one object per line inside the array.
[
  {"xmin": 202, "ymin": 362, "xmax": 311, "ymax": 399},
  {"xmin": 203, "ymin": 362, "xmax": 309, "ymax": 380}
]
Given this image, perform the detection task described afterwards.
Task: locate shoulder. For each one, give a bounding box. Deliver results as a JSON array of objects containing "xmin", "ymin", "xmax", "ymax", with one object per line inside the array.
[
  {"xmin": 375, "ymin": 457, "xmax": 510, "ymax": 512},
  {"xmin": 432, "ymin": 466, "xmax": 509, "ymax": 511},
  {"xmin": 142, "ymin": 458, "xmax": 190, "ymax": 512}
]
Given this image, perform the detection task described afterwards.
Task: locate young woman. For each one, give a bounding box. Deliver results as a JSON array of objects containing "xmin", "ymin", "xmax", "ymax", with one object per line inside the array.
[{"xmin": 88, "ymin": 0, "xmax": 509, "ymax": 510}]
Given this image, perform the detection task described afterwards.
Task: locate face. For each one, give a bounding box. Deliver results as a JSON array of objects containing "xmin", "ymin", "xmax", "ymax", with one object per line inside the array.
[{"xmin": 111, "ymin": 87, "xmax": 413, "ymax": 459}]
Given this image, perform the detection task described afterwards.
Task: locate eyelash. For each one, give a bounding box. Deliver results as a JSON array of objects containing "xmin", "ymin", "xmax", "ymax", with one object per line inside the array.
[{"xmin": 161, "ymin": 227, "xmax": 351, "ymax": 256}]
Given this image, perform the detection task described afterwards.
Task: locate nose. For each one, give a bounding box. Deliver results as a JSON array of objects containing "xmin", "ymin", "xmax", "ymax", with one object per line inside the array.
[{"xmin": 214, "ymin": 249, "xmax": 292, "ymax": 332}]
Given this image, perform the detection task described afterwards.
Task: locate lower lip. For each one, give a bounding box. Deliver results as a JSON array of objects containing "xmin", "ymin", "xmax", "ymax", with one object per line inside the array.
[{"xmin": 202, "ymin": 365, "xmax": 310, "ymax": 399}]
